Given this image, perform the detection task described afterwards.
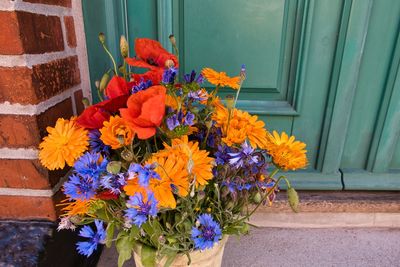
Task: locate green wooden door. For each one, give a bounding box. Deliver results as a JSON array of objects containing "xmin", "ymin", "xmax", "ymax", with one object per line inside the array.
[{"xmin": 82, "ymin": 0, "xmax": 400, "ymax": 190}]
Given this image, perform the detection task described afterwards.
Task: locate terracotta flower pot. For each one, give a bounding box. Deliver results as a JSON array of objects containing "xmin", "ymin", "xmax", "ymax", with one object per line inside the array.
[{"xmin": 133, "ymin": 236, "xmax": 229, "ymax": 267}]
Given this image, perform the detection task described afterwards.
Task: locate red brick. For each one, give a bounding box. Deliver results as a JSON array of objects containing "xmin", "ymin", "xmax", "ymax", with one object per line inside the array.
[
  {"xmin": 0, "ymin": 195, "xmax": 56, "ymax": 220},
  {"xmin": 0, "ymin": 98, "xmax": 73, "ymax": 148},
  {"xmin": 64, "ymin": 16, "xmax": 76, "ymax": 48},
  {"xmin": 0, "ymin": 12, "xmax": 24, "ymax": 54},
  {"xmin": 74, "ymin": 90, "xmax": 85, "ymax": 115},
  {"xmin": 0, "ymin": 11, "xmax": 64, "ymax": 55},
  {"xmin": 0, "ymin": 56, "xmax": 80, "ymax": 104},
  {"xmin": 0, "ymin": 159, "xmax": 69, "ymax": 189},
  {"xmin": 23, "ymin": 0, "xmax": 71, "ymax": 8}
]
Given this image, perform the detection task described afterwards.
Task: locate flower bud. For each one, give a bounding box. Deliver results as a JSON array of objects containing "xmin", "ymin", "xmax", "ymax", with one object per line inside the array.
[
  {"xmin": 82, "ymin": 97, "xmax": 90, "ymax": 108},
  {"xmin": 95, "ymin": 80, "xmax": 100, "ymax": 89},
  {"xmin": 287, "ymin": 187, "xmax": 299, "ymax": 212},
  {"xmin": 121, "ymin": 149, "xmax": 134, "ymax": 162},
  {"xmin": 165, "ymin": 59, "xmax": 174, "ymax": 68},
  {"xmin": 253, "ymin": 192, "xmax": 262, "ymax": 204},
  {"xmin": 197, "ymin": 190, "xmax": 205, "ymax": 201},
  {"xmin": 107, "ymin": 161, "xmax": 122, "ymax": 174},
  {"xmin": 98, "ymin": 32, "xmax": 106, "ymax": 44},
  {"xmin": 120, "ymin": 35, "xmax": 129, "ymax": 58},
  {"xmin": 99, "ymin": 72, "xmax": 110, "ymax": 92},
  {"xmin": 169, "ymin": 34, "xmax": 176, "ymax": 46},
  {"xmin": 225, "ymin": 95, "xmax": 235, "ymax": 110}
]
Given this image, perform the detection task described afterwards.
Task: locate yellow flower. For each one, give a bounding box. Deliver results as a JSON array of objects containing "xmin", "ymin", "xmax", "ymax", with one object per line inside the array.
[
  {"xmin": 39, "ymin": 117, "xmax": 88, "ymax": 170},
  {"xmin": 202, "ymin": 67, "xmax": 240, "ymax": 89},
  {"xmin": 100, "ymin": 115, "xmax": 134, "ymax": 149},
  {"xmin": 147, "ymin": 153, "xmax": 189, "ymax": 208},
  {"xmin": 212, "ymin": 103, "xmax": 269, "ymax": 148},
  {"xmin": 265, "ymin": 131, "xmax": 308, "ymax": 171},
  {"xmin": 160, "ymin": 136, "xmax": 214, "ymax": 186},
  {"xmin": 60, "ymin": 199, "xmax": 92, "ymax": 217}
]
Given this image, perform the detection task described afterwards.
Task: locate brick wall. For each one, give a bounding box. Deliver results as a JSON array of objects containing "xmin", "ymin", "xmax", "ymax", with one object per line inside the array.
[{"xmin": 0, "ymin": 0, "xmax": 91, "ymax": 221}]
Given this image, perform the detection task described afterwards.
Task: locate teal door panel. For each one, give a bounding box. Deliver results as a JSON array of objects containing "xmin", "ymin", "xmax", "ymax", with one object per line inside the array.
[{"xmin": 82, "ymin": 0, "xmax": 400, "ymax": 190}]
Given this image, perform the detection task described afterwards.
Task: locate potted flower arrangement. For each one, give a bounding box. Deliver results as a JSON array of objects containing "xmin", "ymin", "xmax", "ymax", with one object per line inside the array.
[{"xmin": 38, "ymin": 34, "xmax": 307, "ymax": 267}]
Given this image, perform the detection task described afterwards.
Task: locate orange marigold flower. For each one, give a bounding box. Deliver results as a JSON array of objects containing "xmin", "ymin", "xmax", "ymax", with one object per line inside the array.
[
  {"xmin": 100, "ymin": 115, "xmax": 134, "ymax": 149},
  {"xmin": 124, "ymin": 176, "xmax": 148, "ymax": 197},
  {"xmin": 159, "ymin": 136, "xmax": 214, "ymax": 186},
  {"xmin": 147, "ymin": 153, "xmax": 189, "ymax": 208},
  {"xmin": 60, "ymin": 199, "xmax": 92, "ymax": 217},
  {"xmin": 202, "ymin": 67, "xmax": 240, "ymax": 89},
  {"xmin": 212, "ymin": 104, "xmax": 269, "ymax": 148},
  {"xmin": 39, "ymin": 117, "xmax": 89, "ymax": 170},
  {"xmin": 265, "ymin": 131, "xmax": 308, "ymax": 171}
]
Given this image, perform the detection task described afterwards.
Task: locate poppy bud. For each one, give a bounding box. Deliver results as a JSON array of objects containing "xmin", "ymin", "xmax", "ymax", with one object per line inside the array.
[
  {"xmin": 225, "ymin": 95, "xmax": 235, "ymax": 110},
  {"xmin": 287, "ymin": 187, "xmax": 299, "ymax": 212},
  {"xmin": 98, "ymin": 33, "xmax": 106, "ymax": 44},
  {"xmin": 253, "ymin": 192, "xmax": 262, "ymax": 204},
  {"xmin": 99, "ymin": 73, "xmax": 110, "ymax": 92},
  {"xmin": 169, "ymin": 34, "xmax": 176, "ymax": 46},
  {"xmin": 82, "ymin": 97, "xmax": 90, "ymax": 108},
  {"xmin": 121, "ymin": 149, "xmax": 134, "ymax": 162},
  {"xmin": 120, "ymin": 35, "xmax": 129, "ymax": 58}
]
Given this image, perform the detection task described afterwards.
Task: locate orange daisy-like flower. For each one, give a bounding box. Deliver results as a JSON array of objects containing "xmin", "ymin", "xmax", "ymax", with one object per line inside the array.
[
  {"xmin": 60, "ymin": 199, "xmax": 92, "ymax": 217},
  {"xmin": 212, "ymin": 103, "xmax": 269, "ymax": 148},
  {"xmin": 202, "ymin": 68, "xmax": 240, "ymax": 89},
  {"xmin": 39, "ymin": 118, "xmax": 89, "ymax": 170},
  {"xmin": 99, "ymin": 115, "xmax": 134, "ymax": 149},
  {"xmin": 147, "ymin": 153, "xmax": 189, "ymax": 208},
  {"xmin": 265, "ymin": 131, "xmax": 308, "ymax": 171},
  {"xmin": 159, "ymin": 136, "xmax": 214, "ymax": 186}
]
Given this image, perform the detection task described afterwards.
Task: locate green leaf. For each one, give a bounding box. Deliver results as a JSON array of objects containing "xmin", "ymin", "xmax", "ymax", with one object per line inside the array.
[
  {"xmin": 105, "ymin": 223, "xmax": 115, "ymax": 248},
  {"xmin": 116, "ymin": 233, "xmax": 134, "ymax": 267},
  {"xmin": 163, "ymin": 251, "xmax": 177, "ymax": 267},
  {"xmin": 141, "ymin": 244, "xmax": 156, "ymax": 267},
  {"xmin": 287, "ymin": 187, "xmax": 299, "ymax": 212}
]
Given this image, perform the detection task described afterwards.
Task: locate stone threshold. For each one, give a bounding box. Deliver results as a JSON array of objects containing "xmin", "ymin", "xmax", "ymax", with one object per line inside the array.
[{"xmin": 252, "ymin": 191, "xmax": 400, "ymax": 228}]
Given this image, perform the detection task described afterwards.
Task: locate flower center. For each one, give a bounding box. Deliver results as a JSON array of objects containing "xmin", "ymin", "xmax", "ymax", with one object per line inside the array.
[{"xmin": 202, "ymin": 226, "xmax": 215, "ymax": 240}]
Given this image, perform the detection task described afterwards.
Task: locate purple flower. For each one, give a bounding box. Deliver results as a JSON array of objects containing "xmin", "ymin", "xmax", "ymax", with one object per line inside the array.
[
  {"xmin": 166, "ymin": 114, "xmax": 180, "ymax": 130},
  {"xmin": 76, "ymin": 220, "xmax": 106, "ymax": 257},
  {"xmin": 187, "ymin": 90, "xmax": 208, "ymax": 102},
  {"xmin": 100, "ymin": 173, "xmax": 127, "ymax": 194},
  {"xmin": 162, "ymin": 67, "xmax": 177, "ymax": 84},
  {"xmin": 88, "ymin": 130, "xmax": 111, "ymax": 155},
  {"xmin": 64, "ymin": 174, "xmax": 99, "ymax": 200},
  {"xmin": 215, "ymin": 145, "xmax": 234, "ymax": 165},
  {"xmin": 125, "ymin": 192, "xmax": 158, "ymax": 227},
  {"xmin": 128, "ymin": 163, "xmax": 160, "ymax": 187},
  {"xmin": 191, "ymin": 214, "xmax": 222, "ymax": 250},
  {"xmin": 74, "ymin": 152, "xmax": 108, "ymax": 180},
  {"xmin": 184, "ymin": 70, "xmax": 204, "ymax": 84},
  {"xmin": 184, "ymin": 112, "xmax": 195, "ymax": 126},
  {"xmin": 228, "ymin": 141, "xmax": 259, "ymax": 169},
  {"xmin": 132, "ymin": 79, "xmax": 152, "ymax": 94}
]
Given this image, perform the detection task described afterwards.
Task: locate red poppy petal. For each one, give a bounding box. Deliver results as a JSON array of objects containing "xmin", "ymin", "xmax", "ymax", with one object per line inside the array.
[{"xmin": 135, "ymin": 126, "xmax": 156, "ymax": 140}]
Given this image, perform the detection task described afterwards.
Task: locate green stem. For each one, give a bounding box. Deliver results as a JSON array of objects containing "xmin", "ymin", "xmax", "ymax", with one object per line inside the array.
[{"xmin": 102, "ymin": 43, "xmax": 118, "ymax": 76}]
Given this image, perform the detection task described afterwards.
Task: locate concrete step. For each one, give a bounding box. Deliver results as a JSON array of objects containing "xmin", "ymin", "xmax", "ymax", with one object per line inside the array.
[{"xmin": 98, "ymin": 227, "xmax": 400, "ymax": 267}]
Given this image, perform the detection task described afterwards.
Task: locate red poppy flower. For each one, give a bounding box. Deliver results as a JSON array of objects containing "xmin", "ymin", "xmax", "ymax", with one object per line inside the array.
[
  {"xmin": 120, "ymin": 85, "xmax": 166, "ymax": 139},
  {"xmin": 76, "ymin": 95, "xmax": 129, "ymax": 129},
  {"xmin": 125, "ymin": 38, "xmax": 178, "ymax": 86},
  {"xmin": 105, "ymin": 76, "xmax": 132, "ymax": 99}
]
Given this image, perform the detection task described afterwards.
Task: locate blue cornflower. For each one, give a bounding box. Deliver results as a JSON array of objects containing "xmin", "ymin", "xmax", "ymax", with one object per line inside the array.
[
  {"xmin": 64, "ymin": 173, "xmax": 99, "ymax": 200},
  {"xmin": 132, "ymin": 79, "xmax": 152, "ymax": 94},
  {"xmin": 187, "ymin": 90, "xmax": 208, "ymax": 102},
  {"xmin": 76, "ymin": 220, "xmax": 106, "ymax": 257},
  {"xmin": 100, "ymin": 173, "xmax": 127, "ymax": 194},
  {"xmin": 184, "ymin": 70, "xmax": 204, "ymax": 84},
  {"xmin": 74, "ymin": 152, "xmax": 108, "ymax": 180},
  {"xmin": 88, "ymin": 130, "xmax": 111, "ymax": 155},
  {"xmin": 183, "ymin": 112, "xmax": 195, "ymax": 126},
  {"xmin": 166, "ymin": 114, "xmax": 180, "ymax": 131},
  {"xmin": 162, "ymin": 67, "xmax": 177, "ymax": 84},
  {"xmin": 228, "ymin": 141, "xmax": 259, "ymax": 169},
  {"xmin": 128, "ymin": 163, "xmax": 160, "ymax": 187},
  {"xmin": 191, "ymin": 214, "xmax": 222, "ymax": 250},
  {"xmin": 125, "ymin": 193, "xmax": 158, "ymax": 227},
  {"xmin": 215, "ymin": 145, "xmax": 233, "ymax": 165}
]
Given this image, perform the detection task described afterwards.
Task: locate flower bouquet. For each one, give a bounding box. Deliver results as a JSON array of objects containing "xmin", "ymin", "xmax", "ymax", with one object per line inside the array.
[{"xmin": 39, "ymin": 34, "xmax": 307, "ymax": 267}]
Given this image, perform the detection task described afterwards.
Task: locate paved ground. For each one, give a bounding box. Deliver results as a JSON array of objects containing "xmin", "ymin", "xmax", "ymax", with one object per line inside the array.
[{"xmin": 98, "ymin": 227, "xmax": 400, "ymax": 267}]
